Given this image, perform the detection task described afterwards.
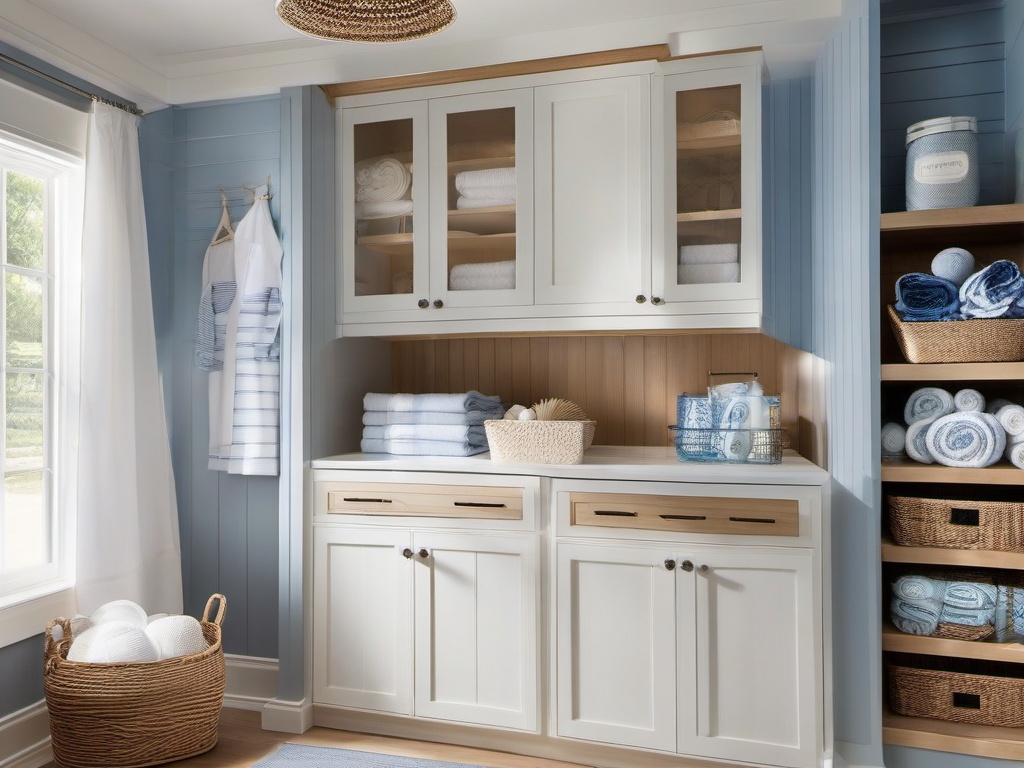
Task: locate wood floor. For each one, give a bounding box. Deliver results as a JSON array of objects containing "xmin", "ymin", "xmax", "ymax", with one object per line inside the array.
[{"xmin": 42, "ymin": 708, "xmax": 590, "ymax": 768}]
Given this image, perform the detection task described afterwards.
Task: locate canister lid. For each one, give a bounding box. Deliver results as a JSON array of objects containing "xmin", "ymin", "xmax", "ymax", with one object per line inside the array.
[{"xmin": 906, "ymin": 116, "xmax": 977, "ymax": 147}]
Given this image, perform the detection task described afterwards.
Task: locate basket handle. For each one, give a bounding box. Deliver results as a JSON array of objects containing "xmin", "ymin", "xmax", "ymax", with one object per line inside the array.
[
  {"xmin": 44, "ymin": 618, "xmax": 73, "ymax": 675},
  {"xmin": 202, "ymin": 594, "xmax": 227, "ymax": 626}
]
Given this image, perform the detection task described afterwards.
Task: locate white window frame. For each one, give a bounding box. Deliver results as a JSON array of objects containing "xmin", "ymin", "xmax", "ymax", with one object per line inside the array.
[{"xmin": 0, "ymin": 130, "xmax": 83, "ymax": 646}]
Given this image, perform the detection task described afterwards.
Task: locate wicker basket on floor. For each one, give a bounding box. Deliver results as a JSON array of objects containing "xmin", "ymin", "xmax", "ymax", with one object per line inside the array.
[
  {"xmin": 888, "ymin": 495, "xmax": 1024, "ymax": 551},
  {"xmin": 44, "ymin": 595, "xmax": 227, "ymax": 768},
  {"xmin": 887, "ymin": 304, "xmax": 1024, "ymax": 363},
  {"xmin": 484, "ymin": 419, "xmax": 596, "ymax": 464},
  {"xmin": 889, "ymin": 662, "xmax": 1024, "ymax": 726}
]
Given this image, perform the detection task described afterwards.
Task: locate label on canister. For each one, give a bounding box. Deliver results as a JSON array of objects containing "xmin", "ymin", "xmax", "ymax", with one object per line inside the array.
[{"xmin": 914, "ymin": 151, "xmax": 970, "ymax": 184}]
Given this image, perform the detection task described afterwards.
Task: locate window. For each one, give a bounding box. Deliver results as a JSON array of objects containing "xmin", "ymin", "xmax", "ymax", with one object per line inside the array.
[{"xmin": 0, "ymin": 132, "xmax": 82, "ymax": 629}]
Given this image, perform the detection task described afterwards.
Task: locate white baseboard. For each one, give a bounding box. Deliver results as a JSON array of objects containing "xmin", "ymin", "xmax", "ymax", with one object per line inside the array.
[
  {"xmin": 223, "ymin": 654, "xmax": 279, "ymax": 711},
  {"xmin": 262, "ymin": 697, "xmax": 312, "ymax": 734},
  {"xmin": 0, "ymin": 701, "xmax": 51, "ymax": 768}
]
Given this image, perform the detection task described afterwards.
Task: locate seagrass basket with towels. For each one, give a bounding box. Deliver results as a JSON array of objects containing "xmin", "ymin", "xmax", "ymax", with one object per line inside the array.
[{"xmin": 43, "ymin": 594, "xmax": 227, "ymax": 768}]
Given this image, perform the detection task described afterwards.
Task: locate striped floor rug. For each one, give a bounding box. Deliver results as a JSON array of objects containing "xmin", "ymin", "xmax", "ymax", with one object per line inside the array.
[{"xmin": 252, "ymin": 743, "xmax": 494, "ymax": 768}]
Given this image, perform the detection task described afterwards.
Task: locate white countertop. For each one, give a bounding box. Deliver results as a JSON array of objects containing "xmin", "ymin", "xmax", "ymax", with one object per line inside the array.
[{"xmin": 311, "ymin": 445, "xmax": 829, "ymax": 486}]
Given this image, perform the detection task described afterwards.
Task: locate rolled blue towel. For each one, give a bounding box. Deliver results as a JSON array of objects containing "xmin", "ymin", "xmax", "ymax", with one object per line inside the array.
[
  {"xmin": 891, "ymin": 575, "xmax": 944, "ymax": 636},
  {"xmin": 925, "ymin": 411, "xmax": 1006, "ymax": 468},
  {"xmin": 895, "ymin": 272, "xmax": 960, "ymax": 321},
  {"xmin": 953, "ymin": 388, "xmax": 985, "ymax": 413},
  {"xmin": 931, "ymin": 247, "xmax": 975, "ymax": 288},
  {"xmin": 960, "ymin": 260, "xmax": 1024, "ymax": 319},
  {"xmin": 944, "ymin": 581, "xmax": 997, "ymax": 610},
  {"xmin": 939, "ymin": 605, "xmax": 994, "ymax": 627},
  {"xmin": 904, "ymin": 387, "xmax": 954, "ymax": 425},
  {"xmin": 905, "ymin": 417, "xmax": 937, "ymax": 464}
]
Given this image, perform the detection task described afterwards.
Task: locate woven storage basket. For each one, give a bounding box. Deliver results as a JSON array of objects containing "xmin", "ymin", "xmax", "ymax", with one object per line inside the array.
[
  {"xmin": 887, "ymin": 304, "xmax": 1024, "ymax": 363},
  {"xmin": 484, "ymin": 420, "xmax": 596, "ymax": 464},
  {"xmin": 889, "ymin": 663, "xmax": 1024, "ymax": 726},
  {"xmin": 888, "ymin": 495, "xmax": 1024, "ymax": 551},
  {"xmin": 44, "ymin": 595, "xmax": 227, "ymax": 768}
]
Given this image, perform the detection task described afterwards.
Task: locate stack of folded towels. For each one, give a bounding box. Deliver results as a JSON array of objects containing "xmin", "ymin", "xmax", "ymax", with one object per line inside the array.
[
  {"xmin": 894, "ymin": 247, "xmax": 1024, "ymax": 321},
  {"xmin": 454, "ymin": 168, "xmax": 515, "ymax": 209},
  {"xmin": 882, "ymin": 386, "xmax": 1024, "ymax": 469},
  {"xmin": 354, "ymin": 156, "xmax": 413, "ymax": 221},
  {"xmin": 677, "ymin": 243, "xmax": 739, "ymax": 285},
  {"xmin": 361, "ymin": 390, "xmax": 504, "ymax": 456},
  {"xmin": 448, "ymin": 260, "xmax": 516, "ymax": 291}
]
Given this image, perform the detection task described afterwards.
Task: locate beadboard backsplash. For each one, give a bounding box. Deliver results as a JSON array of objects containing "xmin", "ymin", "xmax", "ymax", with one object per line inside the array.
[{"xmin": 391, "ymin": 332, "xmax": 826, "ymax": 467}]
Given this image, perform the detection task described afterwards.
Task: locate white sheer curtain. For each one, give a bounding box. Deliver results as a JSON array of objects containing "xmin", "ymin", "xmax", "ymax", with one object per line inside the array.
[{"xmin": 74, "ymin": 103, "xmax": 182, "ymax": 615}]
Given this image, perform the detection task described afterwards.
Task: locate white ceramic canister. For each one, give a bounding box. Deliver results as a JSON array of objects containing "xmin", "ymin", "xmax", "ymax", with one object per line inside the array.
[{"xmin": 905, "ymin": 116, "xmax": 979, "ymax": 211}]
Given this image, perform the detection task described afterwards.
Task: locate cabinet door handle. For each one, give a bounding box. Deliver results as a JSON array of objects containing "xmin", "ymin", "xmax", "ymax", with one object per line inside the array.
[
  {"xmin": 417, "ymin": 548, "xmax": 431, "ymax": 559},
  {"xmin": 401, "ymin": 548, "xmax": 414, "ymax": 559},
  {"xmin": 433, "ymin": 299, "xmax": 444, "ymax": 308},
  {"xmin": 663, "ymin": 558, "xmax": 676, "ymax": 571},
  {"xmin": 635, "ymin": 294, "xmax": 647, "ymax": 304},
  {"xmin": 680, "ymin": 560, "xmax": 694, "ymax": 572},
  {"xmin": 418, "ymin": 299, "xmax": 429, "ymax": 308},
  {"xmin": 651, "ymin": 296, "xmax": 664, "ymax": 306},
  {"xmin": 698, "ymin": 563, "xmax": 710, "ymax": 574}
]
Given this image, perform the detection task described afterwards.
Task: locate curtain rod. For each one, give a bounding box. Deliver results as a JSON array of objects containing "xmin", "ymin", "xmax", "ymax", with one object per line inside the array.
[{"xmin": 0, "ymin": 51, "xmax": 143, "ymax": 116}]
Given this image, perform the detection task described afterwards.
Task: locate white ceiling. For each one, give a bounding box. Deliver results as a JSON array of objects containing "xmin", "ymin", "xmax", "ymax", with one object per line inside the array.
[{"xmin": 0, "ymin": 0, "xmax": 842, "ymax": 112}]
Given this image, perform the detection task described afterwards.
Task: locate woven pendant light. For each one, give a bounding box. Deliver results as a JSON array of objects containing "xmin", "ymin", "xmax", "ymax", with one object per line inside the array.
[{"xmin": 276, "ymin": 0, "xmax": 457, "ymax": 43}]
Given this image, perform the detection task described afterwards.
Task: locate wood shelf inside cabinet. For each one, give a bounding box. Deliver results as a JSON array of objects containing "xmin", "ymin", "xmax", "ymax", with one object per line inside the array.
[
  {"xmin": 881, "ymin": 536, "xmax": 1024, "ymax": 569},
  {"xmin": 881, "ymin": 458, "xmax": 1024, "ymax": 485},
  {"xmin": 356, "ymin": 231, "xmax": 515, "ymax": 257},
  {"xmin": 447, "ymin": 205, "xmax": 516, "ymax": 235},
  {"xmin": 881, "ymin": 203, "xmax": 1024, "ymax": 247},
  {"xmin": 882, "ymin": 622, "xmax": 1024, "ymax": 663},
  {"xmin": 884, "ymin": 706, "xmax": 1024, "ymax": 760},
  {"xmin": 677, "ymin": 208, "xmax": 742, "ymax": 223},
  {"xmin": 447, "ymin": 156, "xmax": 515, "ymax": 174},
  {"xmin": 676, "ymin": 133, "xmax": 741, "ymax": 151},
  {"xmin": 881, "ymin": 362, "xmax": 1024, "ymax": 381}
]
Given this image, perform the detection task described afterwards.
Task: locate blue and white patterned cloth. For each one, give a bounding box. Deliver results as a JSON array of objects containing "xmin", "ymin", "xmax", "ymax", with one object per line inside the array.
[
  {"xmin": 895, "ymin": 272, "xmax": 960, "ymax": 321},
  {"xmin": 960, "ymin": 260, "xmax": 1024, "ymax": 319},
  {"xmin": 904, "ymin": 387, "xmax": 954, "ymax": 425},
  {"xmin": 925, "ymin": 411, "xmax": 1006, "ymax": 468}
]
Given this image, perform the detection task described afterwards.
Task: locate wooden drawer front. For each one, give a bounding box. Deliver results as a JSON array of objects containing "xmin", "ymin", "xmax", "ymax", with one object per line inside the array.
[
  {"xmin": 326, "ymin": 482, "xmax": 523, "ymax": 520},
  {"xmin": 570, "ymin": 492, "xmax": 799, "ymax": 537}
]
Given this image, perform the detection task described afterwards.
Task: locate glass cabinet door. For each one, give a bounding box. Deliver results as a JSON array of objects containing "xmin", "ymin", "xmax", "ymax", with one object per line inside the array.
[
  {"xmin": 340, "ymin": 101, "xmax": 429, "ymax": 313},
  {"xmin": 658, "ymin": 65, "xmax": 760, "ymax": 306},
  {"xmin": 428, "ymin": 89, "xmax": 533, "ymax": 309}
]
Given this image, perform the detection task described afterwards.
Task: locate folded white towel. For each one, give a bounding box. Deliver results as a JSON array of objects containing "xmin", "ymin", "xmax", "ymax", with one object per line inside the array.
[
  {"xmin": 450, "ymin": 260, "xmax": 515, "ymax": 280},
  {"xmin": 925, "ymin": 411, "xmax": 1005, "ymax": 468},
  {"xmin": 355, "ymin": 157, "xmax": 411, "ymax": 203},
  {"xmin": 904, "ymin": 387, "xmax": 954, "ymax": 425},
  {"xmin": 450, "ymin": 274, "xmax": 516, "ymax": 291},
  {"xmin": 455, "ymin": 168, "xmax": 515, "ymax": 194},
  {"xmin": 954, "ymin": 388, "xmax": 986, "ymax": 413},
  {"xmin": 996, "ymin": 404, "xmax": 1024, "ymax": 436},
  {"xmin": 456, "ymin": 195, "xmax": 516, "ymax": 209},
  {"xmin": 363, "ymin": 408, "xmax": 503, "ymax": 426},
  {"xmin": 905, "ymin": 417, "xmax": 937, "ymax": 464},
  {"xmin": 881, "ymin": 422, "xmax": 906, "ymax": 455},
  {"xmin": 362, "ymin": 424, "xmax": 486, "ymax": 443},
  {"xmin": 678, "ymin": 243, "xmax": 739, "ymax": 265},
  {"xmin": 355, "ymin": 199, "xmax": 413, "ymax": 220},
  {"xmin": 678, "ymin": 263, "xmax": 740, "ymax": 284},
  {"xmin": 360, "ymin": 437, "xmax": 488, "ymax": 457},
  {"xmin": 363, "ymin": 391, "xmax": 501, "ymax": 414}
]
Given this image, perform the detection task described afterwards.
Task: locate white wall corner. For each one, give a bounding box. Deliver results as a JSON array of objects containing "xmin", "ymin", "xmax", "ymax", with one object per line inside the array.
[
  {"xmin": 223, "ymin": 654, "xmax": 280, "ymax": 712},
  {"xmin": 261, "ymin": 697, "xmax": 312, "ymax": 734},
  {"xmin": 0, "ymin": 701, "xmax": 52, "ymax": 768}
]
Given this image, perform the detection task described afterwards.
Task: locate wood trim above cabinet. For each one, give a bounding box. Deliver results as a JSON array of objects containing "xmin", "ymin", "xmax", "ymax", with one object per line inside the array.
[{"xmin": 323, "ymin": 44, "xmax": 672, "ymax": 98}]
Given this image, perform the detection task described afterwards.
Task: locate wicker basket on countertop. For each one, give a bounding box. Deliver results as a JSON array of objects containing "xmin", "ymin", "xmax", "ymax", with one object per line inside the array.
[
  {"xmin": 887, "ymin": 304, "xmax": 1024, "ymax": 363},
  {"xmin": 484, "ymin": 420, "xmax": 596, "ymax": 464},
  {"xmin": 43, "ymin": 595, "xmax": 227, "ymax": 768}
]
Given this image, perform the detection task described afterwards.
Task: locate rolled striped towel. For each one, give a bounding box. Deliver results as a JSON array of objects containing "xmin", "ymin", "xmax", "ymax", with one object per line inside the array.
[
  {"xmin": 954, "ymin": 388, "xmax": 985, "ymax": 413},
  {"xmin": 904, "ymin": 387, "xmax": 954, "ymax": 425},
  {"xmin": 905, "ymin": 417, "xmax": 937, "ymax": 464},
  {"xmin": 881, "ymin": 422, "xmax": 906, "ymax": 456},
  {"xmin": 925, "ymin": 411, "xmax": 1006, "ymax": 468},
  {"xmin": 944, "ymin": 581, "xmax": 997, "ymax": 610},
  {"xmin": 996, "ymin": 403, "xmax": 1024, "ymax": 436}
]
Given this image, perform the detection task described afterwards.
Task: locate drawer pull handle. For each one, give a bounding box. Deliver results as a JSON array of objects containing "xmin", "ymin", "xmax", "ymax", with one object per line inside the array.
[
  {"xmin": 342, "ymin": 497, "xmax": 392, "ymax": 504},
  {"xmin": 453, "ymin": 501, "xmax": 507, "ymax": 508},
  {"xmin": 729, "ymin": 516, "xmax": 776, "ymax": 525},
  {"xmin": 950, "ymin": 508, "xmax": 980, "ymax": 526},
  {"xmin": 660, "ymin": 514, "xmax": 707, "ymax": 521},
  {"xmin": 594, "ymin": 510, "xmax": 639, "ymax": 517}
]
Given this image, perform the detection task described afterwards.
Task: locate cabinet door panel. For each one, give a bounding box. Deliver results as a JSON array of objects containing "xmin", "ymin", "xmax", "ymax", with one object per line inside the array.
[
  {"xmin": 556, "ymin": 542, "xmax": 676, "ymax": 752},
  {"xmin": 413, "ymin": 532, "xmax": 538, "ymax": 730},
  {"xmin": 535, "ymin": 76, "xmax": 650, "ymax": 305},
  {"xmin": 313, "ymin": 527, "xmax": 413, "ymax": 713},
  {"xmin": 679, "ymin": 550, "xmax": 818, "ymax": 768}
]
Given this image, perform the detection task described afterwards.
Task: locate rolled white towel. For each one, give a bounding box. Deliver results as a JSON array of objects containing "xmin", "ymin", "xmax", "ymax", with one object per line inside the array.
[
  {"xmin": 906, "ymin": 417, "xmax": 937, "ymax": 464},
  {"xmin": 678, "ymin": 263, "xmax": 740, "ymax": 284},
  {"xmin": 144, "ymin": 615, "xmax": 209, "ymax": 661},
  {"xmin": 904, "ymin": 387, "xmax": 954, "ymax": 425},
  {"xmin": 996, "ymin": 404, "xmax": 1024, "ymax": 437},
  {"xmin": 355, "ymin": 158, "xmax": 410, "ymax": 203},
  {"xmin": 881, "ymin": 422, "xmax": 907, "ymax": 456},
  {"xmin": 90, "ymin": 599, "xmax": 148, "ymax": 629},
  {"xmin": 954, "ymin": 388, "xmax": 986, "ymax": 413},
  {"xmin": 1006, "ymin": 441, "xmax": 1024, "ymax": 469},
  {"xmin": 678, "ymin": 243, "xmax": 739, "ymax": 265},
  {"xmin": 67, "ymin": 621, "xmax": 159, "ymax": 663},
  {"xmin": 925, "ymin": 411, "xmax": 1006, "ymax": 468}
]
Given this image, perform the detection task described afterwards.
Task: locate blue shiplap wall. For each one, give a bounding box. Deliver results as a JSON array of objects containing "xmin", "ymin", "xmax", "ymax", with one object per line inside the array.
[
  {"xmin": 1007, "ymin": 1, "xmax": 1024, "ymax": 200},
  {"xmin": 139, "ymin": 97, "xmax": 281, "ymax": 659},
  {"xmin": 813, "ymin": 1, "xmax": 883, "ymax": 765},
  {"xmin": 880, "ymin": 5, "xmax": 1006, "ymax": 212},
  {"xmin": 763, "ymin": 77, "xmax": 814, "ymax": 352}
]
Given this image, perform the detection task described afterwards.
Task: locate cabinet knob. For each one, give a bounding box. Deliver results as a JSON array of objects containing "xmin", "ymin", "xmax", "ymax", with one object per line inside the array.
[
  {"xmin": 635, "ymin": 294, "xmax": 647, "ymax": 304},
  {"xmin": 698, "ymin": 563, "xmax": 710, "ymax": 574},
  {"xmin": 401, "ymin": 547, "xmax": 414, "ymax": 559},
  {"xmin": 417, "ymin": 548, "xmax": 431, "ymax": 559},
  {"xmin": 433, "ymin": 299, "xmax": 444, "ymax": 309},
  {"xmin": 663, "ymin": 558, "xmax": 676, "ymax": 571},
  {"xmin": 680, "ymin": 560, "xmax": 694, "ymax": 572},
  {"xmin": 651, "ymin": 296, "xmax": 664, "ymax": 306},
  {"xmin": 417, "ymin": 299, "xmax": 429, "ymax": 309}
]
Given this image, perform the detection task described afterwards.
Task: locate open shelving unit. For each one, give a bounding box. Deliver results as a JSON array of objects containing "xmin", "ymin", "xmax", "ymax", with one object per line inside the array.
[{"xmin": 879, "ymin": 202, "xmax": 1024, "ymax": 760}]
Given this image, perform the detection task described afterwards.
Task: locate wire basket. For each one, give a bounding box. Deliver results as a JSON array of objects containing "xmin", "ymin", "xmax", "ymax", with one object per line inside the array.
[{"xmin": 670, "ymin": 426, "xmax": 783, "ymax": 464}]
